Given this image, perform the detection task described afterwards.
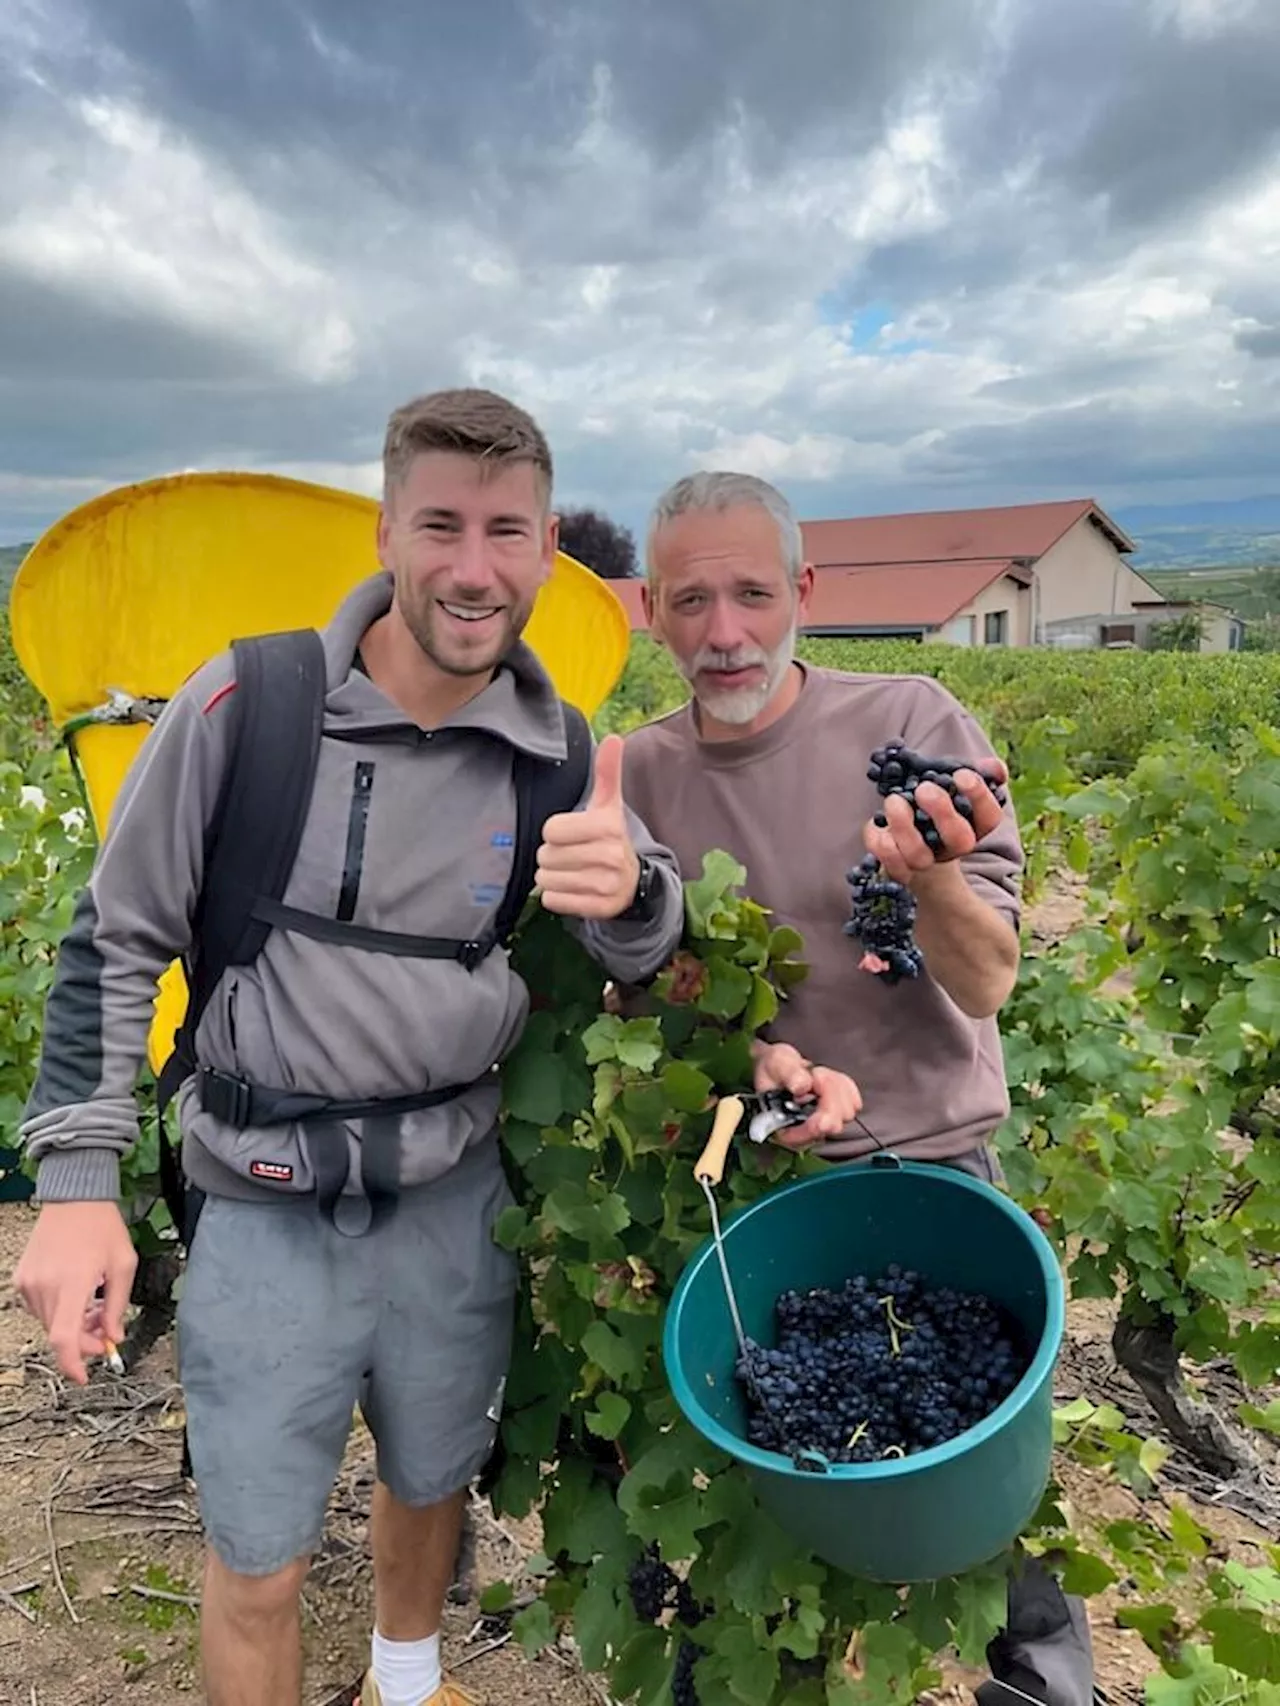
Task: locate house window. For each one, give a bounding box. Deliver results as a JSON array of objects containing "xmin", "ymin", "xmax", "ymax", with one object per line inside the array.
[{"xmin": 984, "ymin": 610, "xmax": 1008, "ymax": 646}]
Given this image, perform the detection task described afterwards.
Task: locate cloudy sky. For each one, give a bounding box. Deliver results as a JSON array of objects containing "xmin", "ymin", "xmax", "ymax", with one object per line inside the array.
[{"xmin": 2, "ymin": 0, "xmax": 1279, "ymax": 546}]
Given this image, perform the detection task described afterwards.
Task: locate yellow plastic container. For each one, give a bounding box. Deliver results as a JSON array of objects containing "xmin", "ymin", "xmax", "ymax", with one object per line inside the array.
[{"xmin": 9, "ymin": 470, "xmax": 631, "ymax": 1077}]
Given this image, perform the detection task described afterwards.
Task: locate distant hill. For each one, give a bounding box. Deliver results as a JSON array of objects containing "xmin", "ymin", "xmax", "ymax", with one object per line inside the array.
[
  {"xmin": 0, "ymin": 543, "xmax": 31, "ymax": 594},
  {"xmin": 1118, "ymin": 496, "xmax": 1280, "ymax": 570}
]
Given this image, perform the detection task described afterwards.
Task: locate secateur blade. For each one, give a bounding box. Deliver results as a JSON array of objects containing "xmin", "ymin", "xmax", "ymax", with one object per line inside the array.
[{"xmin": 743, "ymin": 1088, "xmax": 818, "ymax": 1145}]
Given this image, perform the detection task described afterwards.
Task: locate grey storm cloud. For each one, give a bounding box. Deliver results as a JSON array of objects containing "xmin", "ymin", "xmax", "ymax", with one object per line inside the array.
[{"xmin": 1, "ymin": 0, "xmax": 1279, "ymax": 541}]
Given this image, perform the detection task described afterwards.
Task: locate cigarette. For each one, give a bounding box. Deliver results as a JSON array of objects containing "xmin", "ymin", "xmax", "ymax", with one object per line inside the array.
[{"xmin": 103, "ymin": 1339, "xmax": 126, "ymax": 1376}]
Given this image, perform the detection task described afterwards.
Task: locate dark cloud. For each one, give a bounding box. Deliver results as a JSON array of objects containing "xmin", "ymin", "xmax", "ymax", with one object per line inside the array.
[
  {"xmin": 1, "ymin": 0, "xmax": 1279, "ymax": 542},
  {"xmin": 0, "ymin": 269, "xmax": 271, "ymax": 384},
  {"xmin": 970, "ymin": 0, "xmax": 1280, "ymax": 232},
  {"xmin": 1236, "ymin": 324, "xmax": 1280, "ymax": 358},
  {"xmin": 913, "ymin": 396, "xmax": 1280, "ymax": 497}
]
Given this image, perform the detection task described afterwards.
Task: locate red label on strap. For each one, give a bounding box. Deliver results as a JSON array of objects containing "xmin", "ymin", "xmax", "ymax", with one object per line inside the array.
[{"xmin": 249, "ymin": 1160, "xmax": 293, "ymax": 1183}]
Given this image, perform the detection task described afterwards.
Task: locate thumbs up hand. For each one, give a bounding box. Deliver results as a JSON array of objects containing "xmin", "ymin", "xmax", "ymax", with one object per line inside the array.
[{"xmin": 536, "ymin": 734, "xmax": 643, "ymax": 919}]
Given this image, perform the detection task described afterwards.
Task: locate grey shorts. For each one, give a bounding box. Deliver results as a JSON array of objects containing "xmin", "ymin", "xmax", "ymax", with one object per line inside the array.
[{"xmin": 175, "ymin": 1137, "xmax": 518, "ymax": 1577}]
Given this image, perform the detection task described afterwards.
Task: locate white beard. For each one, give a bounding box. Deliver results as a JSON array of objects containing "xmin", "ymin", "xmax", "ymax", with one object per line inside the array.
[{"xmin": 682, "ymin": 627, "xmax": 797, "ymax": 727}]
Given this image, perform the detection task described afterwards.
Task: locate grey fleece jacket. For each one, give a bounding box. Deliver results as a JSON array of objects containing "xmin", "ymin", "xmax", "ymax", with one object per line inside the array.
[{"xmin": 21, "ymin": 571, "xmax": 685, "ymax": 1207}]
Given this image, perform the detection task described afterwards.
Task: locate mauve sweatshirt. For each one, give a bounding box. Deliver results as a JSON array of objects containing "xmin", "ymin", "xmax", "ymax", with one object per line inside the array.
[{"xmin": 620, "ymin": 662, "xmax": 1024, "ymax": 1163}]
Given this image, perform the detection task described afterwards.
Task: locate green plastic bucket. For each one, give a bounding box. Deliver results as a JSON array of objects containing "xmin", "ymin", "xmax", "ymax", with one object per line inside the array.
[{"xmin": 663, "ymin": 1155, "xmax": 1064, "ymax": 1583}]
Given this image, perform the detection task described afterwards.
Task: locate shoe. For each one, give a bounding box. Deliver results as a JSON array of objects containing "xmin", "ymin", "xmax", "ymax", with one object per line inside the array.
[{"xmin": 356, "ymin": 1672, "xmax": 480, "ymax": 1706}]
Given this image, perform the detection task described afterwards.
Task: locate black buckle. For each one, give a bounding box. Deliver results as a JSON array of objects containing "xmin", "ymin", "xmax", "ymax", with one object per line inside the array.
[
  {"xmin": 456, "ymin": 938, "xmax": 487, "ymax": 971},
  {"xmin": 197, "ymin": 1067, "xmax": 254, "ymax": 1127}
]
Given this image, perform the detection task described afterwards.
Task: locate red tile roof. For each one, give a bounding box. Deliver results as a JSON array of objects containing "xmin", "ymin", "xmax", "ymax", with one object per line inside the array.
[
  {"xmin": 804, "ymin": 560, "xmax": 1030, "ymax": 631},
  {"xmin": 600, "ymin": 560, "xmax": 1030, "ymax": 633},
  {"xmin": 606, "ymin": 576, "xmax": 647, "ymax": 628},
  {"xmin": 800, "ymin": 498, "xmax": 1132, "ymax": 567},
  {"xmin": 597, "ymin": 497, "xmax": 1129, "ymax": 633}
]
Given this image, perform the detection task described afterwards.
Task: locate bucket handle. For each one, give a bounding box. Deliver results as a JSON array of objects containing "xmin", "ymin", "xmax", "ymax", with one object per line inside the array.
[{"xmin": 695, "ymin": 1094, "xmax": 746, "ymax": 1186}]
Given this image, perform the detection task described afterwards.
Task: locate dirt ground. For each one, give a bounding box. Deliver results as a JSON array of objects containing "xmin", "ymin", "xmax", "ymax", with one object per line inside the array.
[
  {"xmin": 2, "ymin": 1202, "xmax": 1275, "ymax": 1706},
  {"xmin": 1, "ymin": 875, "xmax": 1276, "ymax": 1705}
]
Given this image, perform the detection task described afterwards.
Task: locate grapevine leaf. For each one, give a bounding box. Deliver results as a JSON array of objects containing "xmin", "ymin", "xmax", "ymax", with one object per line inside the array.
[
  {"xmin": 662, "ymin": 1059, "xmax": 715, "ymax": 1114},
  {"xmin": 743, "ymin": 972, "xmax": 779, "ymax": 1032},
  {"xmin": 1221, "ymin": 1562, "xmax": 1280, "ymax": 1608},
  {"xmin": 617, "ymin": 1019, "xmax": 666, "ymax": 1072},
  {"xmin": 501, "ymin": 1119, "xmax": 546, "ymax": 1166},
  {"xmin": 571, "ymin": 1571, "xmax": 626, "ymax": 1672},
  {"xmin": 541, "ymin": 1463, "xmax": 629, "ymax": 1563},
  {"xmin": 768, "ymin": 925, "xmax": 804, "ymax": 961},
  {"xmin": 627, "ymin": 1480, "xmax": 706, "ymax": 1562},
  {"xmin": 1234, "ymin": 1323, "xmax": 1280, "ymax": 1387},
  {"xmin": 1168, "ymin": 1503, "xmax": 1210, "ymax": 1560},
  {"xmin": 1116, "ymin": 1603, "xmax": 1181, "ymax": 1656},
  {"xmin": 858, "ymin": 1618, "xmax": 932, "ymax": 1706},
  {"xmin": 479, "ymin": 1579, "xmax": 514, "ymax": 1612},
  {"xmin": 772, "ymin": 1584, "xmax": 826, "ymax": 1659},
  {"xmin": 709, "ymin": 1622, "xmax": 780, "ymax": 1706},
  {"xmin": 505, "ymin": 1394, "xmax": 563, "ymax": 1461},
  {"xmin": 502, "ymin": 1049, "xmax": 569, "ymax": 1126},
  {"xmin": 490, "ymin": 1451, "xmax": 542, "ymax": 1519},
  {"xmin": 585, "ymin": 1391, "xmax": 632, "ymax": 1440},
  {"xmin": 1058, "ymin": 1548, "xmax": 1119, "ymax": 1598},
  {"xmin": 1198, "ymin": 1607, "xmax": 1280, "ymax": 1681},
  {"xmin": 700, "ymin": 956, "xmax": 753, "ymax": 1020},
  {"xmin": 610, "ymin": 1627, "xmax": 672, "ymax": 1706},
  {"xmin": 511, "ymin": 1596, "xmax": 556, "ymax": 1655},
  {"xmin": 705, "ymin": 1518, "xmax": 791, "ymax": 1616},
  {"xmin": 953, "ymin": 1567, "xmax": 1011, "ymax": 1666},
  {"xmin": 1239, "ymin": 1399, "xmax": 1280, "ymax": 1437},
  {"xmin": 905, "ymin": 1578, "xmax": 960, "ymax": 1653},
  {"xmin": 542, "ymin": 1182, "xmax": 631, "ymax": 1244},
  {"xmin": 493, "ymin": 1205, "xmax": 530, "ymax": 1251},
  {"xmin": 685, "ymin": 850, "xmax": 748, "ymax": 938},
  {"xmin": 582, "ymin": 1320, "xmax": 646, "ymax": 1384}
]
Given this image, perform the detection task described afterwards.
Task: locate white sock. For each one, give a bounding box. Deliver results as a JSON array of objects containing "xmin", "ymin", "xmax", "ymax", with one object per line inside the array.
[{"xmin": 370, "ymin": 1628, "xmax": 442, "ymax": 1706}]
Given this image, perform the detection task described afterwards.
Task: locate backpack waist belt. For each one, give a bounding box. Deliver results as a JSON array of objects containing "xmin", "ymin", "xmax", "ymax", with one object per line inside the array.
[{"xmin": 194, "ymin": 1063, "xmax": 497, "ymax": 1128}]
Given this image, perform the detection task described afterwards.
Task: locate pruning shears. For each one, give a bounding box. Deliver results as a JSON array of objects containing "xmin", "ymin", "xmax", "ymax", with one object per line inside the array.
[{"xmin": 694, "ymin": 1088, "xmax": 818, "ymax": 1186}]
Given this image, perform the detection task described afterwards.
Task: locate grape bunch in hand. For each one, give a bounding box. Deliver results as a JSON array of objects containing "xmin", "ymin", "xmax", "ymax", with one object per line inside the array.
[{"xmin": 846, "ymin": 740, "xmax": 1009, "ymax": 981}]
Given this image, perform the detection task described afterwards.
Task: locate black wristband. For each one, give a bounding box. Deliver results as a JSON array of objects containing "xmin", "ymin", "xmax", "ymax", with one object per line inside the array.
[{"xmin": 616, "ymin": 855, "xmax": 661, "ymax": 923}]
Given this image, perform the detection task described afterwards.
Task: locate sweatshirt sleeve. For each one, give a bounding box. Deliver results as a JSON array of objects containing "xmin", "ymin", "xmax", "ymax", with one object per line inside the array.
[
  {"xmin": 20, "ymin": 654, "xmax": 238, "ymax": 1205},
  {"xmin": 561, "ymin": 742, "xmax": 686, "ymax": 984},
  {"xmin": 907, "ymin": 679, "xmax": 1024, "ymax": 927}
]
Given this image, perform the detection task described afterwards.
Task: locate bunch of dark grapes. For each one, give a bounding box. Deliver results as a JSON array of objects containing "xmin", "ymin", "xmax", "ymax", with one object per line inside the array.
[
  {"xmin": 627, "ymin": 1545, "xmax": 677, "ymax": 1621},
  {"xmin": 866, "ymin": 740, "xmax": 1008, "ymax": 851},
  {"xmin": 843, "ymin": 852, "xmax": 922, "ymax": 984},
  {"xmin": 672, "ymin": 1638, "xmax": 699, "ymax": 1706},
  {"xmin": 734, "ymin": 1264, "xmax": 1029, "ymax": 1468},
  {"xmin": 846, "ymin": 742, "xmax": 1008, "ymax": 982},
  {"xmin": 628, "ymin": 1545, "xmax": 709, "ymax": 1626}
]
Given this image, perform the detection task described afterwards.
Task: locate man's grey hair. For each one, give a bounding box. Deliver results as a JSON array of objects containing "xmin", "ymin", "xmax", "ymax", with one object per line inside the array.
[{"xmin": 644, "ymin": 470, "xmax": 805, "ymax": 584}]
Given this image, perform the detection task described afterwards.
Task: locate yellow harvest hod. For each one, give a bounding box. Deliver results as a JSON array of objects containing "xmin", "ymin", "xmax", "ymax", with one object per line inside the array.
[{"xmin": 9, "ymin": 470, "xmax": 631, "ymax": 1083}]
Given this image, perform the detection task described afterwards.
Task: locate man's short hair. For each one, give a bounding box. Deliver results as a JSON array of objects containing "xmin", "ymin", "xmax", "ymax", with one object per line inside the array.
[
  {"xmin": 382, "ymin": 388, "xmax": 554, "ymax": 506},
  {"xmin": 645, "ymin": 470, "xmax": 805, "ymax": 584}
]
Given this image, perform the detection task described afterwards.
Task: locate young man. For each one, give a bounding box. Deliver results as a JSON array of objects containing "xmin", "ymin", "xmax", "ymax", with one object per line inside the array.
[
  {"xmin": 12, "ymin": 390, "xmax": 685, "ymax": 1706},
  {"xmin": 619, "ymin": 471, "xmax": 1095, "ymax": 1706}
]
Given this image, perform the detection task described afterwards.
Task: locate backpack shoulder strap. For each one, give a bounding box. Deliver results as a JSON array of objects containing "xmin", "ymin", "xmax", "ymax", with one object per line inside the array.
[
  {"xmin": 156, "ymin": 627, "xmax": 328, "ymax": 1111},
  {"xmin": 492, "ymin": 701, "xmax": 592, "ymax": 949}
]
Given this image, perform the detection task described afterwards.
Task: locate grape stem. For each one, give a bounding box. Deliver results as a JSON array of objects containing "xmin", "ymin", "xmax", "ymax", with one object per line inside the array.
[{"xmin": 879, "ymin": 1295, "xmax": 915, "ymax": 1356}]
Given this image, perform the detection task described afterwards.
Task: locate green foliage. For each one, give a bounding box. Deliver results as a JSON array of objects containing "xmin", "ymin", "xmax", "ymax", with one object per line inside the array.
[
  {"xmin": 601, "ymin": 631, "xmax": 1280, "ymax": 777},
  {"xmin": 996, "ymin": 724, "xmax": 1280, "ymax": 1394},
  {"xmin": 1146, "ymin": 613, "xmax": 1204, "ymax": 653},
  {"xmin": 0, "ymin": 748, "xmax": 93, "ymax": 1193},
  {"xmin": 3, "ymin": 611, "xmax": 1279, "ymax": 1704},
  {"xmin": 489, "ymin": 859, "xmax": 1247, "ymax": 1706}
]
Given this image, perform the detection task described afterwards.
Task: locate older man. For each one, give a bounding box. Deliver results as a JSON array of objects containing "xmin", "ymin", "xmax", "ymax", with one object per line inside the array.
[{"xmin": 620, "ymin": 470, "xmax": 1094, "ymax": 1706}]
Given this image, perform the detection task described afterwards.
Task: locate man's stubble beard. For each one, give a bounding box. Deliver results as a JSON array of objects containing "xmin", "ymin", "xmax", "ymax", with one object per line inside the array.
[{"xmin": 398, "ymin": 582, "xmax": 531, "ymax": 679}]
